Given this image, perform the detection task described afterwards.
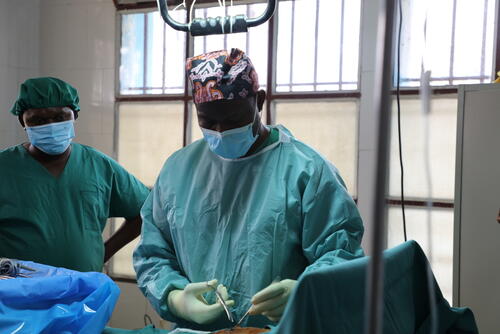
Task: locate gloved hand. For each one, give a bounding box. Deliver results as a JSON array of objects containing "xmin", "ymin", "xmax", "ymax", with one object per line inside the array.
[
  {"xmin": 167, "ymin": 279, "xmax": 235, "ymax": 325},
  {"xmin": 249, "ymin": 279, "xmax": 297, "ymax": 322}
]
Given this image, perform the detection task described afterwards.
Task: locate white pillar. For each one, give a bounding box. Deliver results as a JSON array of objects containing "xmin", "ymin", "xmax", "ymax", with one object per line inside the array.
[{"xmin": 357, "ymin": 0, "xmax": 386, "ymax": 254}]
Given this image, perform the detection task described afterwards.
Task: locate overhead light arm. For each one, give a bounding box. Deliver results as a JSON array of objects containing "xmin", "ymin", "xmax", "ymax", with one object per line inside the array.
[{"xmin": 156, "ymin": 0, "xmax": 277, "ymax": 36}]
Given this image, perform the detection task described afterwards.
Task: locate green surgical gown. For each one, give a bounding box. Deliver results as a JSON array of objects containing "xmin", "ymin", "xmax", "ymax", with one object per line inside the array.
[
  {"xmin": 0, "ymin": 143, "xmax": 149, "ymax": 272},
  {"xmin": 133, "ymin": 125, "xmax": 364, "ymax": 331}
]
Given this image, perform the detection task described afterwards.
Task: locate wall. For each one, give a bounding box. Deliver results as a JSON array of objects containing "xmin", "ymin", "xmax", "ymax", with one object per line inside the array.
[
  {"xmin": 357, "ymin": 0, "xmax": 383, "ymax": 253},
  {"xmin": 39, "ymin": 0, "xmax": 116, "ymax": 157},
  {"xmin": 0, "ymin": 0, "xmax": 40, "ymax": 149}
]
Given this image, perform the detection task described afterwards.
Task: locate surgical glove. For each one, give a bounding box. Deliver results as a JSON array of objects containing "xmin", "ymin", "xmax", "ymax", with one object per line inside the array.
[
  {"xmin": 249, "ymin": 279, "xmax": 297, "ymax": 322},
  {"xmin": 167, "ymin": 279, "xmax": 235, "ymax": 325}
]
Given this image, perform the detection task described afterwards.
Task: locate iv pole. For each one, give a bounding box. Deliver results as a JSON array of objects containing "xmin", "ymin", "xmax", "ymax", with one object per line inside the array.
[{"xmin": 364, "ymin": 0, "xmax": 397, "ymax": 334}]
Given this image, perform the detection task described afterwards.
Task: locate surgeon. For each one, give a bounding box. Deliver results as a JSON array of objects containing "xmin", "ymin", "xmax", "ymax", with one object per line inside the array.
[
  {"xmin": 133, "ymin": 49, "xmax": 364, "ymax": 331},
  {"xmin": 0, "ymin": 77, "xmax": 149, "ymax": 272}
]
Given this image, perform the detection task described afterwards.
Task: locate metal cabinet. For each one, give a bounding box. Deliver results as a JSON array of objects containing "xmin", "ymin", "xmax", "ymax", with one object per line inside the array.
[{"xmin": 454, "ymin": 83, "xmax": 500, "ymax": 334}]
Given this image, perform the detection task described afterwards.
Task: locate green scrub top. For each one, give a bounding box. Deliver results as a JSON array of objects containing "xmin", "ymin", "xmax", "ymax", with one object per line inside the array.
[{"xmin": 0, "ymin": 143, "xmax": 149, "ymax": 272}]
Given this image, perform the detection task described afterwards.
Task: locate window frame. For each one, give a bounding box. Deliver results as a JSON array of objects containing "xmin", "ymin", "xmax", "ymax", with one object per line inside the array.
[
  {"xmin": 110, "ymin": 0, "xmax": 500, "ymax": 281},
  {"xmin": 115, "ymin": 0, "xmax": 363, "ymax": 144},
  {"xmin": 114, "ymin": 0, "xmax": 500, "ymax": 210}
]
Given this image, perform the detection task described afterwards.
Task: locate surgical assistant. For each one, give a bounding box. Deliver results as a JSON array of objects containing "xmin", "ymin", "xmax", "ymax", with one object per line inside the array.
[{"xmin": 0, "ymin": 77, "xmax": 149, "ymax": 272}]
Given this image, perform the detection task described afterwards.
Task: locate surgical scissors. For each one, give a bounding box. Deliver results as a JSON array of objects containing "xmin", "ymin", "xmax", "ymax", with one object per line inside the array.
[
  {"xmin": 207, "ymin": 282, "xmax": 235, "ymax": 324},
  {"xmin": 233, "ymin": 276, "xmax": 281, "ymax": 328}
]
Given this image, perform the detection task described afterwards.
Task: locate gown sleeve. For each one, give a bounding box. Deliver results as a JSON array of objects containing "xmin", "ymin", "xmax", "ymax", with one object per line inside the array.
[
  {"xmin": 300, "ymin": 160, "xmax": 365, "ymax": 276},
  {"xmin": 133, "ymin": 181, "xmax": 190, "ymax": 322}
]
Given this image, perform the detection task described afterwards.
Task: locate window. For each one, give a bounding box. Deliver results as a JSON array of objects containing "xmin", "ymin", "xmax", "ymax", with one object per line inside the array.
[
  {"xmin": 111, "ymin": 102, "xmax": 185, "ymax": 277},
  {"xmin": 387, "ymin": 206, "xmax": 454, "ymax": 300},
  {"xmin": 274, "ymin": 100, "xmax": 358, "ymax": 194},
  {"xmin": 118, "ymin": 102, "xmax": 185, "ymax": 186},
  {"xmin": 388, "ymin": 96, "xmax": 457, "ymax": 302},
  {"xmin": 276, "ymin": 0, "xmax": 361, "ymax": 92},
  {"xmin": 389, "ymin": 0, "xmax": 498, "ymax": 303},
  {"xmin": 120, "ymin": 10, "xmax": 186, "ymax": 94},
  {"xmin": 397, "ymin": 0, "xmax": 497, "ymax": 86},
  {"xmin": 389, "ymin": 97, "xmax": 458, "ymax": 200}
]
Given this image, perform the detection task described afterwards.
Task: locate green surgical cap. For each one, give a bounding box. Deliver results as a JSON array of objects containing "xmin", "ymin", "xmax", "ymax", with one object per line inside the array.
[{"xmin": 10, "ymin": 77, "xmax": 80, "ymax": 116}]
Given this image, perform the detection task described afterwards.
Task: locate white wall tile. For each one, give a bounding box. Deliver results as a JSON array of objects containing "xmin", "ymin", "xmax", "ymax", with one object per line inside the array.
[
  {"xmin": 17, "ymin": 68, "xmax": 41, "ymax": 86},
  {"xmin": 75, "ymin": 106, "xmax": 103, "ymax": 134},
  {"xmin": 40, "ymin": 4, "xmax": 69, "ymax": 70},
  {"xmin": 77, "ymin": 132, "xmax": 114, "ymax": 156},
  {"xmin": 66, "ymin": 4, "xmax": 91, "ymax": 69},
  {"xmin": 0, "ymin": 1, "xmax": 10, "ymax": 67},
  {"xmin": 357, "ymin": 149, "xmax": 379, "ymax": 252},
  {"xmin": 39, "ymin": 0, "xmax": 117, "ymax": 162},
  {"xmin": 0, "ymin": 132, "xmax": 13, "ymax": 150},
  {"xmin": 0, "ymin": 67, "xmax": 18, "ymax": 117},
  {"xmin": 15, "ymin": 0, "xmax": 40, "ymax": 69},
  {"xmin": 6, "ymin": 1, "xmax": 19, "ymax": 68},
  {"xmin": 42, "ymin": 68, "xmax": 104, "ymax": 106},
  {"xmin": 0, "ymin": 0, "xmax": 40, "ymax": 150},
  {"xmin": 356, "ymin": 0, "xmax": 385, "ymax": 253},
  {"xmin": 358, "ymin": 70, "xmax": 378, "ymax": 151},
  {"xmin": 102, "ymin": 68, "xmax": 116, "ymax": 106},
  {"xmin": 101, "ymin": 106, "xmax": 115, "ymax": 135},
  {"xmin": 88, "ymin": 3, "xmax": 116, "ymax": 69}
]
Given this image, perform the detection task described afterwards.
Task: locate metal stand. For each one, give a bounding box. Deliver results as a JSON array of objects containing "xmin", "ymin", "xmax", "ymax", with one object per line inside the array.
[{"xmin": 364, "ymin": 1, "xmax": 397, "ymax": 334}]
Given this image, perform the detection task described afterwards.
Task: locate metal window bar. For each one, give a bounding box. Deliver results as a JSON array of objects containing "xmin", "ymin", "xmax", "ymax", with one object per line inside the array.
[
  {"xmin": 289, "ymin": 0, "xmax": 295, "ymax": 92},
  {"xmin": 184, "ymin": 9, "xmax": 191, "ymax": 147},
  {"xmin": 449, "ymin": 0, "xmax": 458, "ymax": 86},
  {"xmin": 144, "ymin": 13, "xmax": 149, "ymax": 94},
  {"xmin": 313, "ymin": 0, "xmax": 320, "ymax": 91},
  {"xmin": 400, "ymin": 75, "xmax": 491, "ymax": 83},
  {"xmin": 246, "ymin": 5, "xmax": 251, "ymax": 53},
  {"xmin": 276, "ymin": 81, "xmax": 358, "ymax": 87},
  {"xmin": 224, "ymin": 5, "xmax": 228, "ymax": 50},
  {"xmin": 203, "ymin": 8, "xmax": 208, "ymax": 52},
  {"xmin": 480, "ymin": 0, "xmax": 489, "ymax": 82},
  {"xmin": 122, "ymin": 86, "xmax": 185, "ymax": 91},
  {"xmin": 162, "ymin": 18, "xmax": 167, "ymax": 94},
  {"xmin": 339, "ymin": 0, "xmax": 345, "ymax": 91},
  {"xmin": 118, "ymin": 0, "xmax": 498, "ymax": 95},
  {"xmin": 121, "ymin": 2, "xmax": 362, "ymax": 95}
]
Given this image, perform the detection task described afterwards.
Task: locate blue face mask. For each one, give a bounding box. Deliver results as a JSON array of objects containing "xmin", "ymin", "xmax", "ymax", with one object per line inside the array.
[
  {"xmin": 25, "ymin": 120, "xmax": 75, "ymax": 155},
  {"xmin": 201, "ymin": 118, "xmax": 259, "ymax": 159}
]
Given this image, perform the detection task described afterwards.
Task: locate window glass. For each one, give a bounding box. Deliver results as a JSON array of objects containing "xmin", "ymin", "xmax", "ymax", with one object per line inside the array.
[
  {"xmin": 118, "ymin": 102, "xmax": 184, "ymax": 187},
  {"xmin": 109, "ymin": 220, "xmax": 138, "ymax": 278},
  {"xmin": 388, "ymin": 206, "xmax": 454, "ymax": 303},
  {"xmin": 275, "ymin": 100, "xmax": 358, "ymax": 195},
  {"xmin": 120, "ymin": 14, "xmax": 145, "ymax": 95},
  {"xmin": 120, "ymin": 10, "xmax": 186, "ymax": 95},
  {"xmin": 397, "ymin": 0, "xmax": 496, "ymax": 86},
  {"xmin": 276, "ymin": 0, "xmax": 361, "ymax": 92},
  {"xmin": 113, "ymin": 102, "xmax": 184, "ymax": 277},
  {"xmin": 388, "ymin": 96, "xmax": 457, "ymax": 199}
]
